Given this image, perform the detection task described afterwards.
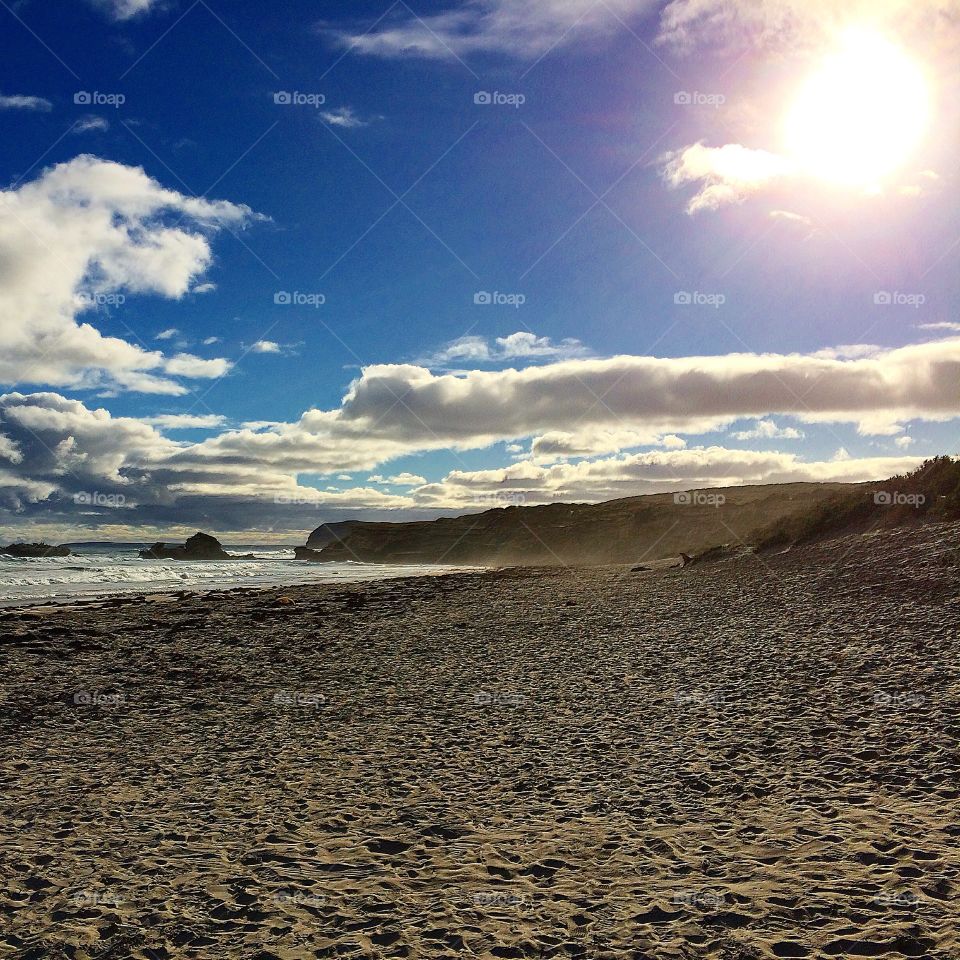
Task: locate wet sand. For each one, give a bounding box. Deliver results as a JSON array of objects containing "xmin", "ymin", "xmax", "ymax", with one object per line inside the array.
[{"xmin": 1, "ymin": 522, "xmax": 958, "ymax": 959}]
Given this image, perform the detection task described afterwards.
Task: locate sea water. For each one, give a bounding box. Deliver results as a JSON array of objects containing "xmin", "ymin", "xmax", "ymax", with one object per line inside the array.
[{"xmin": 0, "ymin": 544, "xmax": 460, "ymax": 606}]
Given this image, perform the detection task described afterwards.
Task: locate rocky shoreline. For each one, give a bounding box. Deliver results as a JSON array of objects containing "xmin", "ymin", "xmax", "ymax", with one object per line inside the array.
[{"xmin": 1, "ymin": 522, "xmax": 958, "ymax": 958}]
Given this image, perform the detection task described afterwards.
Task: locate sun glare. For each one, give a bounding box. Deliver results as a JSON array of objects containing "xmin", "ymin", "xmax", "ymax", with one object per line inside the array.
[{"xmin": 784, "ymin": 30, "xmax": 930, "ymax": 190}]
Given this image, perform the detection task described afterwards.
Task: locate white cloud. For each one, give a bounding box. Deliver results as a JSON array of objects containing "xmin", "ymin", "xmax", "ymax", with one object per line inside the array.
[
  {"xmin": 365, "ymin": 473, "xmax": 427, "ymax": 485},
  {"xmin": 337, "ymin": 338, "xmax": 960, "ymax": 446},
  {"xmin": 662, "ymin": 142, "xmax": 793, "ymax": 213},
  {"xmin": 387, "ymin": 473, "xmax": 427, "ymax": 486},
  {"xmin": 0, "ymin": 433, "xmax": 23, "ymax": 464},
  {"xmin": 421, "ymin": 331, "xmax": 589, "ymax": 367},
  {"xmin": 242, "ymin": 420, "xmax": 283, "ymax": 431},
  {"xmin": 413, "ymin": 446, "xmax": 927, "ymax": 507},
  {"xmin": 530, "ymin": 428, "xmax": 688, "ymax": 460},
  {"xmin": 0, "ymin": 94, "xmax": 52, "ymax": 112},
  {"xmin": 251, "ymin": 340, "xmax": 281, "ymax": 354},
  {"xmin": 155, "ymin": 328, "xmax": 179, "ymax": 341},
  {"xmin": 73, "ymin": 116, "xmax": 110, "ymax": 134},
  {"xmin": 320, "ymin": 107, "xmax": 368, "ymax": 128},
  {"xmin": 770, "ymin": 209, "xmax": 814, "ymax": 230},
  {"xmin": 90, "ymin": 0, "xmax": 162, "ymax": 20},
  {"xmin": 202, "ymin": 336, "xmax": 222, "ymax": 345},
  {"xmin": 193, "ymin": 282, "xmax": 217, "ymax": 294},
  {"xmin": 0, "ymin": 379, "xmax": 941, "ymax": 533},
  {"xmin": 140, "ymin": 414, "xmax": 227, "ymax": 430},
  {"xmin": 657, "ymin": 0, "xmax": 960, "ymax": 53},
  {"xmin": 3, "ymin": 335, "xmax": 960, "ymax": 531},
  {"xmin": 163, "ymin": 354, "xmax": 231, "ymax": 379},
  {"xmin": 894, "ymin": 435, "xmax": 914, "ymax": 448},
  {"xmin": 919, "ymin": 322, "xmax": 960, "ymax": 332},
  {"xmin": 731, "ymin": 419, "xmax": 804, "ymax": 441},
  {"xmin": 327, "ymin": 0, "xmax": 660, "ymax": 60},
  {"xmin": 0, "ymin": 155, "xmax": 254, "ymax": 394}
]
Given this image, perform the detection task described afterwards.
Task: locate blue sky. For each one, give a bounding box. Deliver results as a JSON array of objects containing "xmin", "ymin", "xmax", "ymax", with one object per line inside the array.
[{"xmin": 1, "ymin": 0, "xmax": 959, "ymax": 541}]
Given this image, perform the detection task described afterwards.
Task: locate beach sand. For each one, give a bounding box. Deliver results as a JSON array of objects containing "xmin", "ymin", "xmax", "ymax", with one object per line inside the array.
[{"xmin": 1, "ymin": 522, "xmax": 958, "ymax": 959}]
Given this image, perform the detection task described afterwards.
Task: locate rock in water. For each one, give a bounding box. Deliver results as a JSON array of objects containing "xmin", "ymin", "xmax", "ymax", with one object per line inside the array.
[
  {"xmin": 0, "ymin": 542, "xmax": 72, "ymax": 558},
  {"xmin": 294, "ymin": 546, "xmax": 327, "ymax": 562},
  {"xmin": 139, "ymin": 532, "xmax": 239, "ymax": 561}
]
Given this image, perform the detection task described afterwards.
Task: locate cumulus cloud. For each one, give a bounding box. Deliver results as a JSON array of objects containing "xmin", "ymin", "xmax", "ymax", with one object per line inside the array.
[
  {"xmin": 662, "ymin": 142, "xmax": 794, "ymax": 214},
  {"xmin": 0, "ymin": 94, "xmax": 52, "ymax": 111},
  {"xmin": 368, "ymin": 473, "xmax": 428, "ymax": 486},
  {"xmin": 0, "ymin": 155, "xmax": 255, "ymax": 395},
  {"xmin": 731, "ymin": 419, "xmax": 804, "ymax": 441},
  {"xmin": 530, "ymin": 428, "xmax": 687, "ymax": 460},
  {"xmin": 338, "ymin": 339, "xmax": 960, "ymax": 445},
  {"xmin": 2, "ymin": 385, "xmax": 930, "ymax": 531},
  {"xmin": 155, "ymin": 328, "xmax": 179, "ymax": 341},
  {"xmin": 251, "ymin": 340, "xmax": 282, "ymax": 354},
  {"xmin": 140, "ymin": 414, "xmax": 227, "ymax": 430},
  {"xmin": 414, "ymin": 447, "xmax": 925, "ymax": 507},
  {"xmin": 0, "ymin": 433, "xmax": 23, "ymax": 464},
  {"xmin": 420, "ymin": 331, "xmax": 589, "ymax": 367}
]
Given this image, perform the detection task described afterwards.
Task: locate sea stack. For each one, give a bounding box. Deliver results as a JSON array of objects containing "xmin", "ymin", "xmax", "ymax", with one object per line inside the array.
[{"xmin": 139, "ymin": 532, "xmax": 237, "ymax": 561}]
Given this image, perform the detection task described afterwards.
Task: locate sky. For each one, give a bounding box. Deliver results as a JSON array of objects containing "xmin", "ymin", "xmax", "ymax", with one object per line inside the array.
[{"xmin": 1, "ymin": 0, "xmax": 959, "ymax": 542}]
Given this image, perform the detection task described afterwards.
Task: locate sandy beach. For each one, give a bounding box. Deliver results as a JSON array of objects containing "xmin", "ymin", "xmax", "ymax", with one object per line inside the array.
[{"xmin": 2, "ymin": 522, "xmax": 958, "ymax": 959}]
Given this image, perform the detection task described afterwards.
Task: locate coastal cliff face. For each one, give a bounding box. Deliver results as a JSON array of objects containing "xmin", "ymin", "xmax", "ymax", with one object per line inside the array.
[
  {"xmin": 305, "ymin": 521, "xmax": 371, "ymax": 550},
  {"xmin": 310, "ymin": 482, "xmax": 854, "ymax": 566}
]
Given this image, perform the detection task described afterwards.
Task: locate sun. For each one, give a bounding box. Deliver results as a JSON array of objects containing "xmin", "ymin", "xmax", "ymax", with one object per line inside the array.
[{"xmin": 784, "ymin": 29, "xmax": 931, "ymax": 190}]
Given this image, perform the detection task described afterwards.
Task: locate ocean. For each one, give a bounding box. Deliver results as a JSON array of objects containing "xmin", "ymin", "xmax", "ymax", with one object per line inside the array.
[{"xmin": 0, "ymin": 543, "xmax": 458, "ymax": 607}]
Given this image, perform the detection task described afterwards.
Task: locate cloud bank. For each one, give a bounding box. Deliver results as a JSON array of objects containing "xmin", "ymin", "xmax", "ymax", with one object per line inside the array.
[{"xmin": 2, "ymin": 336, "xmax": 958, "ymax": 533}]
